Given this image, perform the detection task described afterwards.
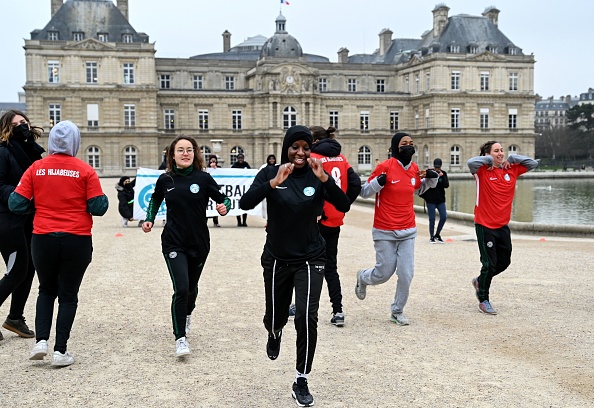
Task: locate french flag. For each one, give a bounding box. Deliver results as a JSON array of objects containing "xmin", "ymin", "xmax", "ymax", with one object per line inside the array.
[{"xmin": 281, "ymin": 0, "xmax": 290, "ymax": 4}]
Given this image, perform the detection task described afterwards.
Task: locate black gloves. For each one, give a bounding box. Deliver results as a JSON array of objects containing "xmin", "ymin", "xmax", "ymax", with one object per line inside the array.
[
  {"xmin": 425, "ymin": 169, "xmax": 439, "ymax": 179},
  {"xmin": 376, "ymin": 174, "xmax": 386, "ymax": 186}
]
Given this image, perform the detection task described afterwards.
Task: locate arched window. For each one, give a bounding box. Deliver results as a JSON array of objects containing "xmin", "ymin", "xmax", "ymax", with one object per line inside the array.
[
  {"xmin": 508, "ymin": 144, "xmax": 519, "ymax": 155},
  {"xmin": 230, "ymin": 146, "xmax": 245, "ymax": 166},
  {"xmin": 450, "ymin": 145, "xmax": 461, "ymax": 165},
  {"xmin": 124, "ymin": 145, "xmax": 138, "ymax": 169},
  {"xmin": 87, "ymin": 146, "xmax": 101, "ymax": 169},
  {"xmin": 358, "ymin": 145, "xmax": 372, "ymax": 165},
  {"xmin": 283, "ymin": 106, "xmax": 297, "ymax": 129}
]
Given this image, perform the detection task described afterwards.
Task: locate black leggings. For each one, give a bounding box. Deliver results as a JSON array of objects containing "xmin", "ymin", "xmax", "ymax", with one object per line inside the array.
[
  {"xmin": 0, "ymin": 215, "xmax": 35, "ymax": 321},
  {"xmin": 318, "ymin": 223, "xmax": 343, "ymax": 314},
  {"xmin": 163, "ymin": 252, "xmax": 206, "ymax": 339},
  {"xmin": 261, "ymin": 251, "xmax": 325, "ymax": 375},
  {"xmin": 475, "ymin": 224, "xmax": 512, "ymax": 302},
  {"xmin": 31, "ymin": 234, "xmax": 93, "ymax": 353}
]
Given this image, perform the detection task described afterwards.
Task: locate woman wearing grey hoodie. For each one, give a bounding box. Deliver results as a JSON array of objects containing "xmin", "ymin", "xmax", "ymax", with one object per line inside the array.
[{"xmin": 9, "ymin": 121, "xmax": 108, "ymax": 366}]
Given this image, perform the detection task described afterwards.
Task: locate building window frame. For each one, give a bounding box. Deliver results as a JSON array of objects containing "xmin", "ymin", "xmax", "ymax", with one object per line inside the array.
[
  {"xmin": 480, "ymin": 108, "xmax": 490, "ymax": 130},
  {"xmin": 225, "ymin": 76, "xmax": 235, "ymax": 90},
  {"xmin": 124, "ymin": 104, "xmax": 136, "ymax": 128},
  {"xmin": 123, "ymin": 63, "xmax": 135, "ymax": 84},
  {"xmin": 49, "ymin": 104, "xmax": 61, "ymax": 128},
  {"xmin": 87, "ymin": 146, "xmax": 101, "ymax": 169},
  {"xmin": 329, "ymin": 110, "xmax": 339, "ymax": 129},
  {"xmin": 318, "ymin": 78, "xmax": 327, "ymax": 92},
  {"xmin": 86, "ymin": 61, "xmax": 98, "ymax": 84},
  {"xmin": 450, "ymin": 145, "xmax": 461, "ymax": 165},
  {"xmin": 451, "ymin": 71, "xmax": 460, "ymax": 90},
  {"xmin": 164, "ymin": 109, "xmax": 175, "ymax": 130},
  {"xmin": 390, "ymin": 111, "xmax": 399, "ymax": 131},
  {"xmin": 48, "ymin": 61, "xmax": 60, "ymax": 83},
  {"xmin": 358, "ymin": 145, "xmax": 372, "ymax": 165},
  {"xmin": 360, "ymin": 111, "xmax": 370, "ymax": 132},
  {"xmin": 480, "ymin": 71, "xmax": 490, "ymax": 91},
  {"xmin": 509, "ymin": 72, "xmax": 518, "ymax": 91},
  {"xmin": 198, "ymin": 109, "xmax": 209, "ymax": 130},
  {"xmin": 283, "ymin": 106, "xmax": 297, "ymax": 129},
  {"xmin": 376, "ymin": 79, "xmax": 385, "ymax": 93},
  {"xmin": 160, "ymin": 74, "xmax": 171, "ymax": 89},
  {"xmin": 232, "ymin": 110, "xmax": 242, "ymax": 130},
  {"xmin": 124, "ymin": 146, "xmax": 138, "ymax": 169},
  {"xmin": 229, "ymin": 146, "xmax": 245, "ymax": 166},
  {"xmin": 347, "ymin": 78, "xmax": 357, "ymax": 92},
  {"xmin": 451, "ymin": 108, "xmax": 461, "ymax": 131},
  {"xmin": 193, "ymin": 75, "xmax": 203, "ymax": 90},
  {"xmin": 48, "ymin": 31, "xmax": 59, "ymax": 41}
]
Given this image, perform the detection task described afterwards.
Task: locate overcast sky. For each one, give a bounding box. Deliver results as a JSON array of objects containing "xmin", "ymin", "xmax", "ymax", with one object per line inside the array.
[{"xmin": 1, "ymin": 0, "xmax": 592, "ymax": 101}]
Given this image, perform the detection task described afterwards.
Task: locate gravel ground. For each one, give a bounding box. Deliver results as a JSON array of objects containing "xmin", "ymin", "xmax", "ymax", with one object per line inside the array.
[{"xmin": 1, "ymin": 178, "xmax": 593, "ymax": 407}]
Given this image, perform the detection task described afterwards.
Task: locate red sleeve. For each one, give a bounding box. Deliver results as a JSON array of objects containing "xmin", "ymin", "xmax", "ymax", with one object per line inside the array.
[{"xmin": 86, "ymin": 166, "xmax": 104, "ymax": 200}]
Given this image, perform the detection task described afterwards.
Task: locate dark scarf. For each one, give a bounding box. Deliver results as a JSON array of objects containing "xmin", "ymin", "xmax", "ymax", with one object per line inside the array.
[{"xmin": 7, "ymin": 137, "xmax": 44, "ymax": 173}]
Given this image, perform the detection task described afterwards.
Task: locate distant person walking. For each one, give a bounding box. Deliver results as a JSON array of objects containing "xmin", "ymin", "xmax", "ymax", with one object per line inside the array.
[
  {"xmin": 9, "ymin": 121, "xmax": 108, "ymax": 366},
  {"xmin": 142, "ymin": 136, "xmax": 230, "ymax": 358},
  {"xmin": 467, "ymin": 141, "xmax": 538, "ymax": 315},
  {"xmin": 207, "ymin": 155, "xmax": 221, "ymax": 227},
  {"xmin": 232, "ymin": 153, "xmax": 251, "ymax": 227},
  {"xmin": 420, "ymin": 158, "xmax": 449, "ymax": 243},
  {"xmin": 309, "ymin": 125, "xmax": 360, "ymax": 326},
  {"xmin": 115, "ymin": 176, "xmax": 138, "ymax": 227},
  {"xmin": 355, "ymin": 132, "xmax": 438, "ymax": 326},
  {"xmin": 0, "ymin": 110, "xmax": 45, "ymax": 341}
]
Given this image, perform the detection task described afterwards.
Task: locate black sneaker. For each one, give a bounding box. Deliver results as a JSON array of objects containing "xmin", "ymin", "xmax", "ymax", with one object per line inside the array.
[
  {"xmin": 330, "ymin": 312, "xmax": 344, "ymax": 327},
  {"xmin": 292, "ymin": 378, "xmax": 314, "ymax": 407},
  {"xmin": 288, "ymin": 304, "xmax": 296, "ymax": 317},
  {"xmin": 266, "ymin": 330, "xmax": 282, "ymax": 360},
  {"xmin": 3, "ymin": 317, "xmax": 35, "ymax": 338},
  {"xmin": 434, "ymin": 235, "xmax": 445, "ymax": 244}
]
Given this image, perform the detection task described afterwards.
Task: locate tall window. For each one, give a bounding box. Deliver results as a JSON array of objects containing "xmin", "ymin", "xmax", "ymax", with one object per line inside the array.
[
  {"xmin": 329, "ymin": 110, "xmax": 339, "ymax": 129},
  {"xmin": 97, "ymin": 33, "xmax": 109, "ymax": 42},
  {"xmin": 124, "ymin": 104, "xmax": 136, "ymax": 127},
  {"xmin": 48, "ymin": 61, "xmax": 60, "ymax": 83},
  {"xmin": 318, "ymin": 78, "xmax": 327, "ymax": 92},
  {"xmin": 73, "ymin": 32, "xmax": 84, "ymax": 41},
  {"xmin": 232, "ymin": 110, "xmax": 242, "ymax": 130},
  {"xmin": 86, "ymin": 61, "xmax": 98, "ymax": 83},
  {"xmin": 360, "ymin": 111, "xmax": 369, "ymax": 132},
  {"xmin": 376, "ymin": 79, "xmax": 385, "ymax": 93},
  {"xmin": 225, "ymin": 76, "xmax": 235, "ymax": 90},
  {"xmin": 451, "ymin": 108, "xmax": 460, "ymax": 131},
  {"xmin": 122, "ymin": 34, "xmax": 133, "ymax": 43},
  {"xmin": 423, "ymin": 145, "xmax": 430, "ymax": 166},
  {"xmin": 160, "ymin": 74, "xmax": 171, "ymax": 89},
  {"xmin": 193, "ymin": 75, "xmax": 203, "ymax": 90},
  {"xmin": 198, "ymin": 110, "xmax": 209, "ymax": 130},
  {"xmin": 509, "ymin": 72, "xmax": 518, "ymax": 91},
  {"xmin": 414, "ymin": 112, "xmax": 419, "ymax": 129},
  {"xmin": 347, "ymin": 79, "xmax": 357, "ymax": 92},
  {"xmin": 49, "ymin": 104, "xmax": 61, "ymax": 128},
  {"xmin": 390, "ymin": 111, "xmax": 399, "ymax": 131},
  {"xmin": 229, "ymin": 146, "xmax": 244, "ymax": 166},
  {"xmin": 508, "ymin": 108, "xmax": 518, "ymax": 130},
  {"xmin": 451, "ymin": 71, "xmax": 460, "ymax": 90},
  {"xmin": 87, "ymin": 146, "xmax": 100, "ymax": 169},
  {"xmin": 124, "ymin": 146, "xmax": 137, "ymax": 169},
  {"xmin": 283, "ymin": 106, "xmax": 297, "ymax": 129},
  {"xmin": 426, "ymin": 72, "xmax": 430, "ymax": 90},
  {"xmin": 480, "ymin": 108, "xmax": 489, "ymax": 130},
  {"xmin": 87, "ymin": 104, "xmax": 99, "ymax": 128},
  {"xmin": 425, "ymin": 109, "xmax": 430, "ymax": 128},
  {"xmin": 415, "ymin": 75, "xmax": 420, "ymax": 93},
  {"xmin": 164, "ymin": 109, "xmax": 175, "ymax": 129},
  {"xmin": 404, "ymin": 77, "xmax": 410, "ymax": 93},
  {"xmin": 480, "ymin": 71, "xmax": 490, "ymax": 91},
  {"xmin": 358, "ymin": 146, "xmax": 372, "ymax": 165},
  {"xmin": 123, "ymin": 63, "xmax": 135, "ymax": 84},
  {"xmin": 450, "ymin": 145, "xmax": 461, "ymax": 165}
]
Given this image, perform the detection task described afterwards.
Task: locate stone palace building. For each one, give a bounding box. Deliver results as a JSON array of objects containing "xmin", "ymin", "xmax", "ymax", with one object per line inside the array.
[{"xmin": 23, "ymin": 0, "xmax": 536, "ymax": 176}]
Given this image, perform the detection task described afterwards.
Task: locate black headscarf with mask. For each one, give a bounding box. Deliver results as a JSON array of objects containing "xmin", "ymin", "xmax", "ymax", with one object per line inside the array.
[{"xmin": 390, "ymin": 132, "xmax": 415, "ymax": 167}]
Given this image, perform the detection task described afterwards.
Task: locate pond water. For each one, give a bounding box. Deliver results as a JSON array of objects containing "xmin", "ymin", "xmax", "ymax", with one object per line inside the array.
[{"xmin": 414, "ymin": 178, "xmax": 594, "ymax": 225}]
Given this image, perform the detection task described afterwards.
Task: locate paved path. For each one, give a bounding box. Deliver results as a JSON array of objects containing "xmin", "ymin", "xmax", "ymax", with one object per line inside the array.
[{"xmin": 1, "ymin": 178, "xmax": 593, "ymax": 407}]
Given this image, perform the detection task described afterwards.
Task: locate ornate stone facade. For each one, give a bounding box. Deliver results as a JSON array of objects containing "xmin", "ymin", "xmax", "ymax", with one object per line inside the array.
[{"xmin": 24, "ymin": 1, "xmax": 535, "ymax": 176}]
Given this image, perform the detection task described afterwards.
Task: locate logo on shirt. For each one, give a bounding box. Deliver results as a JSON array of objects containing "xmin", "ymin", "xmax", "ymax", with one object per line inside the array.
[
  {"xmin": 190, "ymin": 184, "xmax": 200, "ymax": 193},
  {"xmin": 169, "ymin": 251, "xmax": 177, "ymax": 258},
  {"xmin": 391, "ymin": 180, "xmax": 400, "ymax": 184},
  {"xmin": 504, "ymin": 174, "xmax": 511, "ymax": 182},
  {"xmin": 486, "ymin": 241, "xmax": 493, "ymax": 248},
  {"xmin": 303, "ymin": 187, "xmax": 315, "ymax": 196},
  {"xmin": 167, "ymin": 187, "xmax": 175, "ymax": 192},
  {"xmin": 489, "ymin": 177, "xmax": 498, "ymax": 181},
  {"xmin": 411, "ymin": 178, "xmax": 416, "ymax": 186}
]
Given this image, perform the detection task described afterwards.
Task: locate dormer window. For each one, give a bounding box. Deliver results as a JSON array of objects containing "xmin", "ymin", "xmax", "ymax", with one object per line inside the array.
[
  {"xmin": 122, "ymin": 34, "xmax": 133, "ymax": 43},
  {"xmin": 449, "ymin": 45, "xmax": 460, "ymax": 53},
  {"xmin": 488, "ymin": 46, "xmax": 498, "ymax": 54},
  {"xmin": 48, "ymin": 31, "xmax": 59, "ymax": 41},
  {"xmin": 98, "ymin": 33, "xmax": 109, "ymax": 42},
  {"xmin": 469, "ymin": 45, "xmax": 479, "ymax": 54},
  {"xmin": 508, "ymin": 47, "xmax": 517, "ymax": 55},
  {"xmin": 73, "ymin": 32, "xmax": 84, "ymax": 41}
]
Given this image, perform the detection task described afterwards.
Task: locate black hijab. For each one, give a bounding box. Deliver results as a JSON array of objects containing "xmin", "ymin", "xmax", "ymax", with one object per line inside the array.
[
  {"xmin": 280, "ymin": 126, "xmax": 313, "ymax": 165},
  {"xmin": 390, "ymin": 132, "xmax": 413, "ymax": 166}
]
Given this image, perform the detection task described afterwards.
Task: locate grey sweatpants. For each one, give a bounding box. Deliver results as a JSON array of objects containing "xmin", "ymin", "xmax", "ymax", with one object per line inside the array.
[{"xmin": 359, "ymin": 227, "xmax": 417, "ymax": 314}]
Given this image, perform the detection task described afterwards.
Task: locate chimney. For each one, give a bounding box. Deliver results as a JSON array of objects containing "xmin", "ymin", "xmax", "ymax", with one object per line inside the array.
[
  {"xmin": 338, "ymin": 47, "xmax": 349, "ymax": 64},
  {"xmin": 566, "ymin": 95, "xmax": 572, "ymax": 105},
  {"xmin": 432, "ymin": 4, "xmax": 449, "ymax": 38},
  {"xmin": 379, "ymin": 28, "xmax": 393, "ymax": 57},
  {"xmin": 51, "ymin": 0, "xmax": 63, "ymax": 17},
  {"xmin": 117, "ymin": 0, "xmax": 129, "ymax": 20},
  {"xmin": 222, "ymin": 30, "xmax": 231, "ymax": 52},
  {"xmin": 482, "ymin": 6, "xmax": 500, "ymax": 27}
]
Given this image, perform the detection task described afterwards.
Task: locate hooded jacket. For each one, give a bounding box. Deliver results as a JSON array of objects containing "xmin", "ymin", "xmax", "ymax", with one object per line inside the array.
[
  {"xmin": 239, "ymin": 126, "xmax": 350, "ymax": 262},
  {"xmin": 115, "ymin": 177, "xmax": 136, "ymax": 219}
]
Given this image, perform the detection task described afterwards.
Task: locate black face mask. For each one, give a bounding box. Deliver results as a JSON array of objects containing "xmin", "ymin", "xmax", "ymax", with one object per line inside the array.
[
  {"xmin": 399, "ymin": 145, "xmax": 415, "ymax": 160},
  {"xmin": 12, "ymin": 123, "xmax": 31, "ymax": 141}
]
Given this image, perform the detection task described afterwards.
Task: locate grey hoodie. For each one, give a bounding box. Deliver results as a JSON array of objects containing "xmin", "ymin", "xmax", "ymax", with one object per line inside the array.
[{"xmin": 48, "ymin": 120, "xmax": 80, "ymax": 156}]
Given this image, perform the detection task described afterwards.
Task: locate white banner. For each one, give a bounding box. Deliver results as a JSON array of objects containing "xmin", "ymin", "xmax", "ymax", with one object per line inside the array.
[{"xmin": 133, "ymin": 167, "xmax": 262, "ymax": 221}]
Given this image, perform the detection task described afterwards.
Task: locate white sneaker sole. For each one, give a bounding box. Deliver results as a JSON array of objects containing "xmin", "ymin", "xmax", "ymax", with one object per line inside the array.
[{"xmin": 29, "ymin": 350, "xmax": 47, "ymax": 360}]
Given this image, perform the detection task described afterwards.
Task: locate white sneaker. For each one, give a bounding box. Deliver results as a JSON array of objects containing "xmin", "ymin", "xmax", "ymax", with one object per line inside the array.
[
  {"xmin": 52, "ymin": 350, "xmax": 75, "ymax": 366},
  {"xmin": 176, "ymin": 336, "xmax": 190, "ymax": 357},
  {"xmin": 29, "ymin": 340, "xmax": 48, "ymax": 360},
  {"xmin": 390, "ymin": 312, "xmax": 410, "ymax": 326},
  {"xmin": 185, "ymin": 315, "xmax": 192, "ymax": 335},
  {"xmin": 121, "ymin": 217, "xmax": 128, "ymax": 227}
]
